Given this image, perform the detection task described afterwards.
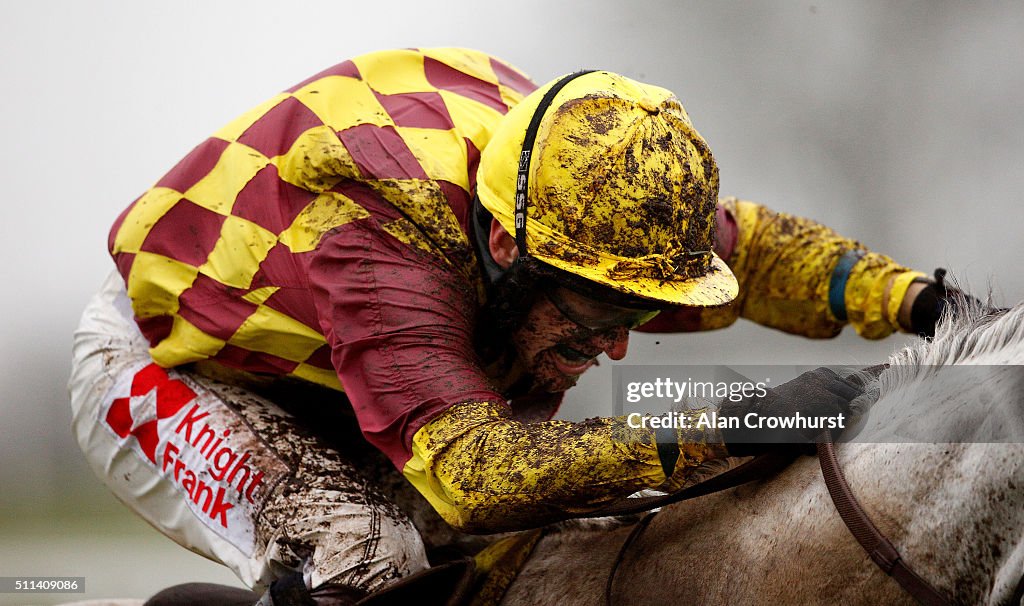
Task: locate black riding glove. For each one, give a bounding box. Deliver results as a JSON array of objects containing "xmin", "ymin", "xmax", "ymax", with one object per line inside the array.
[
  {"xmin": 718, "ymin": 367, "xmax": 864, "ymax": 457},
  {"xmin": 909, "ymin": 268, "xmax": 1004, "ymax": 338}
]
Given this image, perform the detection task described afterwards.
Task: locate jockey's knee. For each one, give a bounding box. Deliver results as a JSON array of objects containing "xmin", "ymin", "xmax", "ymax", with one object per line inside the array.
[{"xmin": 261, "ymin": 488, "xmax": 430, "ymax": 594}]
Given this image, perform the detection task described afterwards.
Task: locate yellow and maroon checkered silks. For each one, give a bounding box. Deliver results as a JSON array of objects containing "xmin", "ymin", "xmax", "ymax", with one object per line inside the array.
[{"xmin": 109, "ymin": 48, "xmax": 536, "ymax": 390}]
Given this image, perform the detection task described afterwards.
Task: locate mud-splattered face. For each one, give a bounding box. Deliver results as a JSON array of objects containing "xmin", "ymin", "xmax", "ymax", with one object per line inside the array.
[
  {"xmin": 509, "ymin": 286, "xmax": 646, "ymax": 393},
  {"xmin": 485, "ymin": 218, "xmax": 657, "ymax": 394}
]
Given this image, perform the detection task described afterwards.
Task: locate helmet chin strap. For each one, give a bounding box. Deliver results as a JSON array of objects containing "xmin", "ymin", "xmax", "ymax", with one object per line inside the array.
[
  {"xmin": 471, "ymin": 70, "xmax": 599, "ymax": 301},
  {"xmin": 471, "ymin": 195, "xmax": 509, "ymax": 286}
]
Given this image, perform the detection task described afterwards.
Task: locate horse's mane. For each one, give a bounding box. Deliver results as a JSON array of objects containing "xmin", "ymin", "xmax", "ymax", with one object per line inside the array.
[
  {"xmin": 848, "ymin": 294, "xmax": 1024, "ymax": 442},
  {"xmin": 878, "ymin": 296, "xmax": 1024, "ymax": 403},
  {"xmin": 889, "ymin": 296, "xmax": 1024, "ymax": 367}
]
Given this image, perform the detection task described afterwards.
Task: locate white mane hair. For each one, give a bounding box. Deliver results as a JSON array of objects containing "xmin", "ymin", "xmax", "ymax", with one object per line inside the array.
[
  {"xmin": 887, "ymin": 295, "xmax": 1024, "ymax": 368},
  {"xmin": 852, "ymin": 295, "xmax": 1024, "ymax": 443}
]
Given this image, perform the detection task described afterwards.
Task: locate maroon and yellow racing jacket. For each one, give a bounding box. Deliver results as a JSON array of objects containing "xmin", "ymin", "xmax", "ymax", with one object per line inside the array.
[{"xmin": 108, "ymin": 48, "xmax": 924, "ymax": 532}]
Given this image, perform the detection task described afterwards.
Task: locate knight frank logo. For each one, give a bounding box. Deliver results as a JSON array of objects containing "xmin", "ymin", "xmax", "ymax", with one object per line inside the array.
[
  {"xmin": 105, "ymin": 363, "xmax": 196, "ymax": 463},
  {"xmin": 102, "ymin": 363, "xmax": 265, "ymax": 552}
]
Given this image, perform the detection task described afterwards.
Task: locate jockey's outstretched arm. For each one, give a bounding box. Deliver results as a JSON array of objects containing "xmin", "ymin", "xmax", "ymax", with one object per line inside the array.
[{"xmin": 639, "ymin": 197, "xmax": 928, "ymax": 339}]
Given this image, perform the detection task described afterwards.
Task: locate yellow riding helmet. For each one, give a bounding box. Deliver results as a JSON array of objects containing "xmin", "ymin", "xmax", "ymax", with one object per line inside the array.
[{"xmin": 476, "ymin": 70, "xmax": 738, "ymax": 307}]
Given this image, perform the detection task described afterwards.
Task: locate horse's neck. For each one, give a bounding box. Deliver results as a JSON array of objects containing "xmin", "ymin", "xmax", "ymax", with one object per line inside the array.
[
  {"xmin": 501, "ymin": 519, "xmax": 636, "ymax": 605},
  {"xmin": 839, "ymin": 440, "xmax": 1024, "ymax": 604},
  {"xmin": 837, "ymin": 306, "xmax": 1024, "ymax": 604},
  {"xmin": 505, "ymin": 445, "xmax": 1024, "ymax": 605},
  {"xmin": 840, "ymin": 364, "xmax": 1024, "ymax": 604},
  {"xmin": 503, "ymin": 305, "xmax": 1024, "ymax": 605}
]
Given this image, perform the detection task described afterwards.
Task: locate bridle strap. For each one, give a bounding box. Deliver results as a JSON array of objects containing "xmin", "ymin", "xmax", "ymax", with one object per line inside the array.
[
  {"xmin": 585, "ymin": 447, "xmax": 799, "ymax": 519},
  {"xmin": 604, "ymin": 511, "xmax": 657, "ymax": 606},
  {"xmin": 818, "ymin": 437, "xmax": 951, "ymax": 606}
]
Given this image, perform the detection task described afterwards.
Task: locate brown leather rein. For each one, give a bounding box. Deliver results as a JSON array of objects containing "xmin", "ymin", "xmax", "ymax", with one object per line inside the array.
[
  {"xmin": 815, "ymin": 436, "xmax": 950, "ymax": 606},
  {"xmin": 595, "ymin": 438, "xmax": 957, "ymax": 606}
]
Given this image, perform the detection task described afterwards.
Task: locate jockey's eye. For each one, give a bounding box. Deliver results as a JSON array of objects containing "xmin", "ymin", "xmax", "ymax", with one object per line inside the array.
[{"xmin": 543, "ymin": 287, "xmax": 660, "ymax": 331}]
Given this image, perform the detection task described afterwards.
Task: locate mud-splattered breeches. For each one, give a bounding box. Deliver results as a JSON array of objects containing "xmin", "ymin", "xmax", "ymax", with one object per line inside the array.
[{"xmin": 68, "ymin": 273, "xmax": 436, "ymax": 595}]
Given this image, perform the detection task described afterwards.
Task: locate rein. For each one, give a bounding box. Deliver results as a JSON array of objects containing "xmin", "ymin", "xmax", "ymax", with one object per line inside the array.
[
  {"xmin": 816, "ymin": 436, "xmax": 950, "ymax": 606},
  {"xmin": 583, "ymin": 448, "xmax": 799, "ymax": 519},
  {"xmin": 599, "ymin": 438, "xmax": 956, "ymax": 606}
]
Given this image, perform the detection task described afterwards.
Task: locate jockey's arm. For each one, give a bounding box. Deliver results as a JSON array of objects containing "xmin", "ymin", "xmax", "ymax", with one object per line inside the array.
[
  {"xmin": 404, "ymin": 400, "xmax": 726, "ymax": 533},
  {"xmin": 638, "ymin": 197, "xmax": 927, "ymax": 339},
  {"xmin": 311, "ymin": 220, "xmax": 726, "ymax": 534}
]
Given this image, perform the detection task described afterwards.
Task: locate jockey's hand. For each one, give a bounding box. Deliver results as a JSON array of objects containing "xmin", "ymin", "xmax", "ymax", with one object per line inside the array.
[
  {"xmin": 905, "ymin": 268, "xmax": 1005, "ymax": 338},
  {"xmin": 717, "ymin": 367, "xmax": 863, "ymax": 457}
]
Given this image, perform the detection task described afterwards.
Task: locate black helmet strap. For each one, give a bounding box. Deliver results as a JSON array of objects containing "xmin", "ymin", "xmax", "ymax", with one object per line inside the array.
[{"xmin": 514, "ymin": 70, "xmax": 597, "ymax": 258}]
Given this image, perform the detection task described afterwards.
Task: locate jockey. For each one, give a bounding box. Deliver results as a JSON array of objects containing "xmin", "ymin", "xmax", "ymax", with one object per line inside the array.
[{"xmin": 69, "ymin": 48, "xmax": 954, "ymax": 605}]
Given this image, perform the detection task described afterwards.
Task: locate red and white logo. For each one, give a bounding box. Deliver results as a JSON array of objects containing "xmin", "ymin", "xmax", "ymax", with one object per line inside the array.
[
  {"xmin": 104, "ymin": 363, "xmax": 197, "ymax": 463},
  {"xmin": 100, "ymin": 362, "xmax": 269, "ymax": 555}
]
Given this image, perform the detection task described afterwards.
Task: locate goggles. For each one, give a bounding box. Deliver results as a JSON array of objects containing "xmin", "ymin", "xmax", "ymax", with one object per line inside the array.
[{"xmin": 543, "ymin": 287, "xmax": 660, "ymax": 331}]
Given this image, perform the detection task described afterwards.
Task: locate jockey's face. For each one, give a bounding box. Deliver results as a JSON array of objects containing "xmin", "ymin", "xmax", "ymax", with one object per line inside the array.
[
  {"xmin": 486, "ymin": 218, "xmax": 658, "ymax": 393},
  {"xmin": 510, "ymin": 286, "xmax": 649, "ymax": 393}
]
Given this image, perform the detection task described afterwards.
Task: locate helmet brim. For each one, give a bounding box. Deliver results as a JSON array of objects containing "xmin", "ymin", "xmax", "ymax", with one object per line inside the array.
[{"xmin": 533, "ymin": 249, "xmax": 738, "ymax": 307}]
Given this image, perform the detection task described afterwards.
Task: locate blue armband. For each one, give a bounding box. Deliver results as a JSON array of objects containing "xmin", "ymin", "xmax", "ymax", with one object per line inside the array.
[{"xmin": 828, "ymin": 250, "xmax": 865, "ymax": 322}]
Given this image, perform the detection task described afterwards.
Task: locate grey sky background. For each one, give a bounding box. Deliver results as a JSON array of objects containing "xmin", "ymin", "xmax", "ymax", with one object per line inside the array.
[{"xmin": 1, "ymin": 1, "xmax": 1022, "ymax": 603}]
